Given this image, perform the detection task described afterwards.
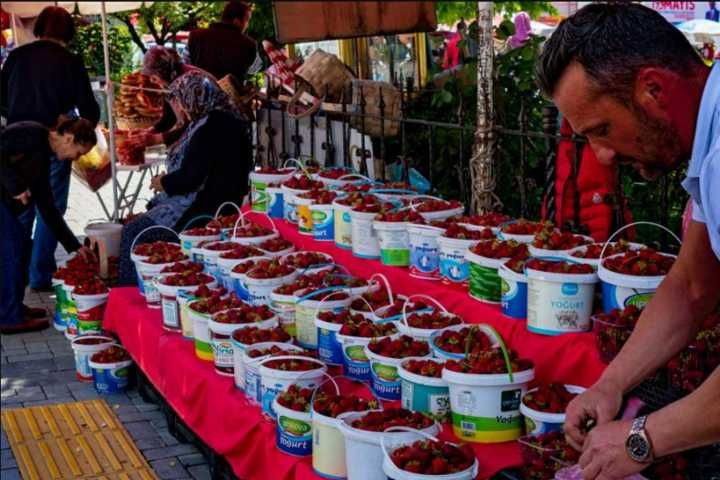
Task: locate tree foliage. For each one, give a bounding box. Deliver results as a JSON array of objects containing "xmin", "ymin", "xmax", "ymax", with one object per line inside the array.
[
  {"xmin": 435, "ymin": 1, "xmax": 556, "ymax": 26},
  {"xmin": 70, "ymin": 21, "xmax": 132, "ymax": 81}
]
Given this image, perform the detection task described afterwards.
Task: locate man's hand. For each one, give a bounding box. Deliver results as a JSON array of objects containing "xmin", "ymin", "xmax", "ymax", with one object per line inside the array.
[
  {"xmin": 150, "ymin": 174, "xmax": 165, "ymax": 193},
  {"xmin": 565, "ymin": 379, "xmax": 623, "ymax": 450},
  {"xmin": 579, "ymin": 419, "xmax": 645, "ymax": 480},
  {"xmin": 75, "ymin": 246, "xmax": 97, "ymax": 264},
  {"xmin": 13, "ymin": 189, "xmax": 31, "ymax": 205}
]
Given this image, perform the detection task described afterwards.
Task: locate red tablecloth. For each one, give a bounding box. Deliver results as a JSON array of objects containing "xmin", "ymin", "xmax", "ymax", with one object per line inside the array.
[{"xmin": 103, "ymin": 216, "xmax": 607, "ymax": 480}]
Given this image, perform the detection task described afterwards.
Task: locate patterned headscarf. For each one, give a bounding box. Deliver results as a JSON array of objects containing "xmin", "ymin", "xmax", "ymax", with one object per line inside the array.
[
  {"xmin": 166, "ymin": 70, "xmax": 241, "ymax": 123},
  {"xmin": 142, "ymin": 46, "xmax": 183, "ymax": 84}
]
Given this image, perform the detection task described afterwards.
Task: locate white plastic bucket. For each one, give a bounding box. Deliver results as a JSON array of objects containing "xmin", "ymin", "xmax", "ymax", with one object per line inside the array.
[
  {"xmin": 396, "ymin": 294, "xmax": 459, "ymax": 341},
  {"xmin": 398, "ymin": 357, "xmax": 450, "ymax": 423},
  {"xmin": 311, "ymin": 203, "xmax": 335, "ymax": 241},
  {"xmin": 407, "ymin": 224, "xmax": 444, "ymax": 280},
  {"xmin": 189, "ymin": 308, "xmax": 214, "ymax": 361},
  {"xmin": 281, "ymin": 185, "xmax": 308, "ymax": 224},
  {"xmin": 270, "ymin": 290, "xmax": 299, "ymax": 337},
  {"xmin": 350, "ymin": 209, "xmax": 381, "ymax": 259},
  {"xmin": 154, "ymin": 278, "xmax": 186, "ymax": 333},
  {"xmin": 195, "ymin": 242, "xmax": 236, "ymax": 279},
  {"xmin": 295, "ymin": 196, "xmax": 316, "ymax": 235},
  {"xmin": 259, "ymin": 356, "xmax": 327, "ymax": 419},
  {"xmin": 295, "ymin": 289, "xmax": 351, "ymax": 349},
  {"xmin": 520, "ymin": 385, "xmax": 586, "ymax": 436},
  {"xmin": 250, "ymin": 169, "xmax": 295, "ymax": 212},
  {"xmin": 242, "ymin": 269, "xmax": 297, "ymax": 306},
  {"xmin": 598, "ymin": 259, "xmax": 666, "ymax": 313},
  {"xmin": 217, "ymin": 255, "xmax": 250, "ymax": 291},
  {"xmin": 374, "ymin": 220, "xmax": 410, "ymax": 267},
  {"xmin": 210, "ymin": 313, "xmax": 278, "ymax": 377},
  {"xmin": 52, "ymin": 279, "xmax": 67, "ymax": 331},
  {"xmin": 71, "ymin": 335, "xmax": 114, "ymax": 381},
  {"xmin": 315, "ymin": 316, "xmax": 345, "ymax": 366},
  {"xmin": 273, "ymin": 397, "xmax": 313, "ymax": 457},
  {"xmin": 335, "ymin": 334, "xmax": 382, "ymax": 383},
  {"xmin": 130, "ymin": 226, "xmax": 180, "ymax": 295},
  {"xmin": 312, "ymin": 406, "xmax": 348, "ymax": 479},
  {"xmin": 239, "ymin": 342, "xmax": 300, "ymax": 400},
  {"xmin": 229, "ymin": 256, "xmax": 272, "ymax": 301},
  {"xmin": 135, "ymin": 260, "xmax": 174, "ymax": 308},
  {"xmin": 89, "ymin": 347, "xmax": 134, "ymax": 394},
  {"xmin": 177, "ymin": 289, "xmax": 197, "ymax": 339},
  {"xmin": 337, "ymin": 412, "xmax": 441, "ymax": 480},
  {"xmin": 411, "ymin": 195, "xmax": 464, "ymax": 222},
  {"xmin": 498, "ymin": 263, "xmax": 528, "ymax": 320},
  {"xmin": 465, "ymin": 250, "xmax": 507, "ymax": 304},
  {"xmin": 437, "ymin": 236, "xmax": 476, "ymax": 285},
  {"xmin": 428, "ymin": 324, "xmax": 500, "ymax": 361},
  {"xmin": 332, "ymin": 200, "xmax": 354, "ymax": 249},
  {"xmin": 179, "ymin": 232, "xmax": 221, "ymax": 258},
  {"xmin": 525, "ymin": 258, "xmax": 598, "ymax": 335},
  {"xmin": 443, "ymin": 365, "xmax": 534, "ymax": 443},
  {"xmin": 365, "ymin": 346, "xmax": 432, "ymax": 401},
  {"xmin": 62, "ymin": 284, "xmax": 78, "ymax": 339},
  {"xmin": 73, "ymin": 292, "xmax": 109, "ymax": 335}
]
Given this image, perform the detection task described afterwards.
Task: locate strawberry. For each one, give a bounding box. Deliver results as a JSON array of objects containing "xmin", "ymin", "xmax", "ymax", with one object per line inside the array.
[
  {"xmin": 457, "ymin": 212, "xmax": 512, "ymax": 227},
  {"xmin": 338, "ymin": 318, "xmax": 397, "ymax": 337},
  {"xmin": 433, "ymin": 327, "xmax": 492, "ymax": 354},
  {"xmin": 90, "ymin": 346, "xmax": 130, "ymax": 363},
  {"xmin": 444, "ymin": 348, "xmax": 533, "ymax": 374},
  {"xmin": 402, "ymin": 359, "xmax": 444, "ymax": 378},
  {"xmin": 525, "ymin": 258, "xmax": 595, "ymax": 274},
  {"xmin": 413, "ymin": 199, "xmax": 462, "ymax": 213},
  {"xmin": 522, "ymin": 384, "xmax": 578, "ymax": 413},
  {"xmin": 470, "ymin": 239, "xmax": 527, "ymax": 259},
  {"xmin": 602, "ymin": 248, "xmax": 675, "ymax": 276},
  {"xmin": 442, "ymin": 224, "xmax": 495, "ymax": 240},
  {"xmin": 182, "ymin": 226, "xmax": 221, "ymax": 236},
  {"xmin": 212, "ymin": 305, "xmax": 274, "ymax": 324},
  {"xmin": 232, "ymin": 326, "xmax": 291, "ymax": 345},
  {"xmin": 73, "ymin": 276, "xmax": 108, "ymax": 295},
  {"xmin": 351, "ymin": 408, "xmax": 434, "ymax": 432},
  {"xmin": 367, "ymin": 335, "xmax": 430, "ymax": 358},
  {"xmin": 219, "ymin": 245, "xmax": 265, "ymax": 259},
  {"xmin": 501, "ymin": 219, "xmax": 544, "ymax": 235},
  {"xmin": 389, "ymin": 438, "xmax": 474, "ymax": 475}
]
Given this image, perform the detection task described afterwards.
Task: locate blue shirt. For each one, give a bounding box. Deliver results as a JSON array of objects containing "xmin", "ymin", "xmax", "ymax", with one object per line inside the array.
[{"xmin": 682, "ymin": 62, "xmax": 720, "ymax": 260}]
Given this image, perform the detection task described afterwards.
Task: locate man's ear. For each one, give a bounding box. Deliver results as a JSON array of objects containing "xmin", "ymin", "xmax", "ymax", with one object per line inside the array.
[{"xmin": 633, "ymin": 67, "xmax": 676, "ymax": 120}]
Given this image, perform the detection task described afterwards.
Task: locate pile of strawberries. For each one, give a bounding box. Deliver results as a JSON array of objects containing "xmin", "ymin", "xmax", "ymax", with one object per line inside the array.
[
  {"xmin": 442, "ymin": 224, "xmax": 495, "ymax": 240},
  {"xmin": 338, "ymin": 318, "xmax": 397, "ymax": 337},
  {"xmin": 182, "ymin": 227, "xmax": 221, "ymax": 237},
  {"xmin": 602, "ymin": 248, "xmax": 675, "ymax": 276},
  {"xmin": 73, "ymin": 277, "xmax": 109, "ymax": 295},
  {"xmin": 594, "ymin": 305, "xmax": 643, "ymax": 363},
  {"xmin": 389, "ymin": 439, "xmax": 475, "ymax": 475},
  {"xmin": 61, "ymin": 268, "xmax": 102, "ymax": 287},
  {"xmin": 282, "ymin": 175, "xmax": 323, "ymax": 190},
  {"xmin": 341, "ymin": 183, "xmax": 373, "ymax": 193},
  {"xmin": 350, "ymin": 408, "xmax": 434, "ymax": 432},
  {"xmin": 143, "ymin": 249, "xmax": 189, "ymax": 264},
  {"xmin": 323, "ymin": 274, "xmax": 367, "ymax": 289},
  {"xmin": 367, "ymin": 335, "xmax": 430, "ymax": 358},
  {"xmin": 296, "ymin": 189, "xmax": 338, "ymax": 204},
  {"xmin": 281, "ymin": 252, "xmax": 331, "ymax": 269},
  {"xmin": 232, "ymin": 223, "xmax": 274, "ymax": 238},
  {"xmin": 244, "ymin": 260, "xmax": 296, "ymax": 279},
  {"xmin": 432, "ymin": 327, "xmax": 493, "ymax": 355},
  {"xmin": 445, "ymin": 348, "xmax": 533, "ymax": 374},
  {"xmin": 276, "ymin": 384, "xmax": 314, "ymax": 412},
  {"xmin": 531, "ymin": 228, "xmax": 592, "ymax": 251},
  {"xmin": 570, "ymin": 240, "xmax": 635, "ymax": 259},
  {"xmin": 272, "ymin": 272, "xmax": 328, "ymax": 296},
  {"xmin": 160, "ymin": 272, "xmax": 214, "ymax": 287},
  {"xmin": 525, "ymin": 258, "xmax": 595, "ymax": 274},
  {"xmin": 318, "ymin": 167, "xmax": 353, "ymax": 179},
  {"xmin": 246, "ymin": 345, "xmax": 313, "ymax": 360},
  {"xmin": 402, "ymin": 359, "xmax": 444, "ymax": 378},
  {"xmin": 504, "ymin": 255, "xmax": 530, "ymax": 274},
  {"xmin": 231, "ymin": 259, "xmax": 266, "ymax": 275},
  {"xmin": 413, "ymin": 199, "xmax": 462, "ymax": 213},
  {"xmin": 212, "ymin": 305, "xmax": 274, "ymax": 324},
  {"xmin": 667, "ymin": 312, "xmax": 720, "ymax": 392},
  {"xmin": 132, "ymin": 241, "xmax": 181, "ymax": 257},
  {"xmin": 232, "ymin": 326, "xmax": 291, "ymax": 345},
  {"xmin": 161, "ymin": 261, "xmax": 203, "ymax": 274},
  {"xmin": 501, "ymin": 220, "xmax": 544, "ymax": 235},
  {"xmin": 258, "ymin": 238, "xmax": 293, "ymax": 252},
  {"xmin": 374, "ymin": 209, "xmax": 425, "ymax": 223},
  {"xmin": 522, "ymin": 384, "xmax": 578, "ymax": 413},
  {"xmin": 375, "ymin": 299, "xmax": 429, "ymax": 320},
  {"xmin": 520, "ymin": 431, "xmax": 580, "ymax": 480},
  {"xmin": 207, "ymin": 213, "xmax": 240, "ymax": 230},
  {"xmin": 90, "ymin": 345, "xmax": 130, "ymax": 363},
  {"xmin": 457, "ymin": 212, "xmax": 512, "ymax": 227},
  {"xmin": 350, "ymin": 289, "xmax": 392, "ymax": 312},
  {"xmin": 406, "ymin": 311, "xmax": 463, "ymax": 330},
  {"xmin": 470, "ymin": 239, "xmax": 528, "ymax": 259},
  {"xmin": 317, "ymin": 310, "xmax": 366, "ymax": 325},
  {"xmin": 201, "ymin": 241, "xmax": 239, "ymax": 252},
  {"xmin": 189, "ymin": 293, "xmax": 244, "ymax": 315},
  {"xmin": 256, "ymin": 167, "xmax": 295, "ymax": 175},
  {"xmin": 297, "ymin": 287, "xmax": 349, "ymax": 302},
  {"xmin": 334, "ymin": 192, "xmax": 378, "ymax": 207},
  {"xmin": 219, "ymin": 245, "xmax": 265, "ymax": 260},
  {"xmin": 312, "ymin": 392, "xmax": 379, "ymax": 418},
  {"xmin": 352, "ymin": 201, "xmax": 396, "ymax": 214},
  {"xmin": 262, "ymin": 358, "xmax": 319, "ymax": 371}
]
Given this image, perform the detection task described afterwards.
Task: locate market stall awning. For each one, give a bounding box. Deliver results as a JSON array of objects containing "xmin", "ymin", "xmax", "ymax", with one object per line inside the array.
[{"xmin": 2, "ymin": 2, "xmax": 149, "ymax": 17}]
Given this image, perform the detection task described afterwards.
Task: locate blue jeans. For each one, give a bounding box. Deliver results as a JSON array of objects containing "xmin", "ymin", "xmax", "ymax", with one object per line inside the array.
[
  {"xmin": 0, "ymin": 202, "xmax": 32, "ymax": 325},
  {"xmin": 18, "ymin": 157, "xmax": 71, "ymax": 288}
]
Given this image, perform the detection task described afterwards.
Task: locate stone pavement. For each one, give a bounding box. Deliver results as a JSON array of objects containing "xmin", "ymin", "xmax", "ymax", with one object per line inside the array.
[{"xmin": 1, "ymin": 174, "xmax": 213, "ymax": 480}]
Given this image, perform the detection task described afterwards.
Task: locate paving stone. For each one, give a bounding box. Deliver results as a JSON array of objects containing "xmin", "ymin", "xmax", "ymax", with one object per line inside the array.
[
  {"xmin": 188, "ymin": 464, "xmax": 212, "ymax": 480},
  {"xmin": 112, "ymin": 404, "xmax": 140, "ymax": 415},
  {"xmin": 141, "ymin": 410, "xmax": 166, "ymax": 422},
  {"xmin": 135, "ymin": 436, "xmax": 165, "ymax": 450},
  {"xmin": 150, "ymin": 458, "xmax": 189, "ymax": 480},
  {"xmin": 150, "ymin": 418, "xmax": 169, "ymax": 429},
  {"xmin": 117, "ymin": 411, "xmax": 147, "ymax": 423},
  {"xmin": 23, "ymin": 397, "xmax": 74, "ymax": 407},
  {"xmin": 1, "ymin": 448, "xmax": 17, "ymax": 468},
  {"xmin": 24, "ymin": 342, "xmax": 49, "ymax": 353},
  {"xmin": 177, "ymin": 453, "xmax": 206, "ymax": 467},
  {"xmin": 71, "ymin": 389, "xmax": 100, "ymax": 401},
  {"xmin": 142, "ymin": 444, "xmax": 198, "ymax": 461},
  {"xmin": 1, "ymin": 356, "xmax": 7, "ymax": 364},
  {"xmin": 0, "ymin": 468, "xmax": 21, "ymax": 480},
  {"xmin": 52, "ymin": 355, "xmax": 76, "ymax": 371},
  {"xmin": 126, "ymin": 421, "xmax": 159, "ymax": 440},
  {"xmin": 0, "ymin": 347, "xmax": 27, "ymax": 356},
  {"xmin": 135, "ymin": 402, "xmax": 160, "ymax": 412},
  {"xmin": 11, "ymin": 386, "xmax": 44, "ymax": 401},
  {"xmin": 42, "ymin": 384, "xmax": 70, "ymax": 399},
  {"xmin": 157, "ymin": 428, "xmax": 180, "ymax": 447}
]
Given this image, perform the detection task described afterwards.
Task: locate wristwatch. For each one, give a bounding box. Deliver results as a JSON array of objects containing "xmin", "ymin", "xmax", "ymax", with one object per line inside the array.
[{"xmin": 626, "ymin": 415, "xmax": 654, "ymax": 463}]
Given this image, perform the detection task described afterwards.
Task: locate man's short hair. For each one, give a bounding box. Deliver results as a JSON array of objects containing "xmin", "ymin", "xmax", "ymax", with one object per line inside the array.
[
  {"xmin": 536, "ymin": 3, "xmax": 703, "ymax": 102},
  {"xmin": 33, "ymin": 6, "xmax": 75, "ymax": 43},
  {"xmin": 222, "ymin": 1, "xmax": 251, "ymax": 23}
]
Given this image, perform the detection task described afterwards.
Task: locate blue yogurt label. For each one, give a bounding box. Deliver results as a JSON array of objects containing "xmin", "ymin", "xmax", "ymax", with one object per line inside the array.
[{"xmin": 501, "ymin": 277, "xmax": 528, "ymax": 319}]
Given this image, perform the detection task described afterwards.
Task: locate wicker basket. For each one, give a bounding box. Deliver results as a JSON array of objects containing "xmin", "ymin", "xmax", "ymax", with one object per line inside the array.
[
  {"xmin": 295, "ymin": 49, "xmax": 355, "ymax": 102},
  {"xmin": 218, "ymin": 74, "xmax": 257, "ymax": 121},
  {"xmin": 349, "ymin": 79, "xmax": 401, "ymax": 137},
  {"xmin": 115, "ymin": 116, "xmax": 159, "ymax": 130}
]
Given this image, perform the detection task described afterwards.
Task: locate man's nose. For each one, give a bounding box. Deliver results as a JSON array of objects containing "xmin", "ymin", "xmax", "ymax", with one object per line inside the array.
[{"xmin": 591, "ymin": 144, "xmax": 617, "ymax": 166}]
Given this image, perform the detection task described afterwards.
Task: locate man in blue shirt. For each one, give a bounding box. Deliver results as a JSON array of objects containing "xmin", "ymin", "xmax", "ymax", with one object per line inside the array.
[
  {"xmin": 706, "ymin": 1, "xmax": 720, "ymax": 22},
  {"xmin": 537, "ymin": 3, "xmax": 719, "ymax": 479}
]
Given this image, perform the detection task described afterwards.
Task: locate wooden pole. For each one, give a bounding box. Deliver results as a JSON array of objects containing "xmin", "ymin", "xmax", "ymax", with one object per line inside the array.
[{"xmin": 469, "ymin": 1, "xmax": 497, "ymax": 214}]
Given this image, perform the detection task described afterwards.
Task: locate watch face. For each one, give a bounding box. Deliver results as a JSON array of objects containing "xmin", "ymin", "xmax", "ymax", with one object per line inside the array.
[{"xmin": 627, "ymin": 434, "xmax": 649, "ymax": 461}]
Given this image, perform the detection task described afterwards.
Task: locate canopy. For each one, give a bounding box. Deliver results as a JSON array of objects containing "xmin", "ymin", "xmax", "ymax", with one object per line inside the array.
[
  {"xmin": 2, "ymin": 2, "xmax": 148, "ymax": 17},
  {"xmin": 677, "ymin": 19, "xmax": 720, "ymax": 46}
]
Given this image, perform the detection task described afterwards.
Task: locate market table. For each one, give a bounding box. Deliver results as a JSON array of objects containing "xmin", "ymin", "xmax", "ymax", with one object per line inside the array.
[{"xmin": 103, "ymin": 215, "xmax": 608, "ymax": 480}]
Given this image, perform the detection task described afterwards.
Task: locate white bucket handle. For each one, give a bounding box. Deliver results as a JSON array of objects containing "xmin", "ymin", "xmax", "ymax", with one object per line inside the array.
[
  {"xmin": 401, "ymin": 294, "xmax": 447, "ymax": 329},
  {"xmin": 180, "ymin": 215, "xmax": 215, "ymax": 232},
  {"xmin": 214, "ymin": 202, "xmax": 241, "ymax": 219},
  {"xmin": 408, "ymin": 222, "xmax": 446, "ymax": 233},
  {"xmin": 256, "ymin": 354, "xmax": 326, "ymax": 370},
  {"xmin": 310, "ymin": 374, "xmax": 383, "ymax": 409},
  {"xmin": 232, "ymin": 211, "xmax": 278, "ymax": 238},
  {"xmin": 337, "ymin": 173, "xmax": 372, "ymax": 183},
  {"xmin": 380, "ymin": 426, "xmax": 440, "ymax": 462},
  {"xmin": 130, "ymin": 225, "xmax": 179, "ymax": 254},
  {"xmin": 351, "ymin": 295, "xmax": 377, "ymax": 317},
  {"xmin": 368, "ymin": 273, "xmax": 394, "ymax": 304},
  {"xmin": 284, "ymin": 158, "xmax": 313, "ymax": 178},
  {"xmin": 600, "ymin": 221, "xmax": 681, "ymax": 263}
]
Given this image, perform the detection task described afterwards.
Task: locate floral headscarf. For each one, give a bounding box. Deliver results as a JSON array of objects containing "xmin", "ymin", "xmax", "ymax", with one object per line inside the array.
[
  {"xmin": 166, "ymin": 70, "xmax": 241, "ymax": 123},
  {"xmin": 142, "ymin": 46, "xmax": 183, "ymax": 84}
]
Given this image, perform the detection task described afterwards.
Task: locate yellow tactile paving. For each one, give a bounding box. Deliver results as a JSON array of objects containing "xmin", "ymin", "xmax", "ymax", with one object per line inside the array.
[{"xmin": 1, "ymin": 399, "xmax": 159, "ymax": 480}]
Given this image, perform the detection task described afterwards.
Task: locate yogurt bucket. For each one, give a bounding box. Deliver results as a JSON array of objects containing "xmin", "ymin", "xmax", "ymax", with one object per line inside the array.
[
  {"xmin": 312, "ymin": 407, "xmax": 348, "ymax": 479},
  {"xmin": 525, "ymin": 258, "xmax": 598, "ymax": 335},
  {"xmin": 73, "ymin": 292, "xmax": 109, "ymax": 335},
  {"xmin": 281, "ymin": 186, "xmax": 308, "ymax": 224},
  {"xmin": 311, "ymin": 203, "xmax": 335, "ymax": 241},
  {"xmin": 437, "ymin": 236, "xmax": 476, "ymax": 285},
  {"xmin": 398, "ymin": 357, "xmax": 450, "ymax": 423},
  {"xmin": 135, "ymin": 260, "xmax": 174, "ymax": 309},
  {"xmin": 250, "ymin": 169, "xmax": 295, "ymax": 212},
  {"xmin": 365, "ymin": 347, "xmax": 432, "ymax": 401},
  {"xmin": 52, "ymin": 279, "xmax": 68, "ymax": 331},
  {"xmin": 332, "ymin": 200, "xmax": 354, "ymax": 249},
  {"xmin": 411, "ymin": 195, "xmax": 464, "ymax": 222},
  {"xmin": 210, "ymin": 314, "xmax": 278, "ymax": 377},
  {"xmin": 62, "ymin": 284, "xmax": 78, "ymax": 339},
  {"xmin": 374, "ymin": 220, "xmax": 410, "ymax": 267},
  {"xmin": 189, "ymin": 308, "xmax": 214, "ymax": 361},
  {"xmin": 270, "ymin": 290, "xmax": 299, "ymax": 337},
  {"xmin": 315, "ymin": 315, "xmax": 345, "ymax": 366},
  {"xmin": 499, "ymin": 263, "xmax": 528, "ymax": 319},
  {"xmin": 266, "ymin": 186, "xmax": 285, "ymax": 218},
  {"xmin": 350, "ymin": 209, "xmax": 381, "ymax": 259},
  {"xmin": 259, "ymin": 356, "xmax": 327, "ymax": 419},
  {"xmin": 71, "ymin": 335, "xmax": 114, "ymax": 381},
  {"xmin": 273, "ymin": 397, "xmax": 313, "ymax": 457},
  {"xmin": 407, "ymin": 224, "xmax": 444, "ymax": 280},
  {"xmin": 337, "ymin": 412, "xmax": 441, "ymax": 480},
  {"xmin": 520, "ymin": 385, "xmax": 586, "ymax": 436},
  {"xmin": 89, "ymin": 347, "xmax": 134, "ymax": 394},
  {"xmin": 295, "ymin": 289, "xmax": 351, "ymax": 349},
  {"xmin": 336, "ymin": 334, "xmax": 375, "ymax": 382},
  {"xmin": 443, "ymin": 366, "xmax": 534, "ymax": 443},
  {"xmin": 154, "ymin": 278, "xmax": 185, "ymax": 333},
  {"xmin": 240, "ymin": 342, "xmax": 300, "ymax": 400},
  {"xmin": 130, "ymin": 253, "xmax": 149, "ymax": 295},
  {"xmin": 228, "ymin": 256, "xmax": 272, "ymax": 301},
  {"xmin": 466, "ymin": 250, "xmax": 506, "ymax": 304},
  {"xmin": 242, "ymin": 270, "xmax": 297, "ymax": 306},
  {"xmin": 598, "ymin": 254, "xmax": 668, "ymax": 313},
  {"xmin": 294, "ymin": 196, "xmax": 316, "ymax": 235},
  {"xmin": 178, "ymin": 232, "xmax": 221, "ymax": 258},
  {"xmin": 177, "ymin": 289, "xmax": 198, "ymax": 339}
]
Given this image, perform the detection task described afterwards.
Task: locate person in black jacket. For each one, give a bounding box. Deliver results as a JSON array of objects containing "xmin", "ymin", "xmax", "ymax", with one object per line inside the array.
[
  {"xmin": 187, "ymin": 1, "xmax": 259, "ymax": 82},
  {"xmin": 1, "ymin": 119, "xmax": 97, "ymax": 333},
  {"xmin": 117, "ymin": 71, "xmax": 252, "ymax": 285},
  {"xmin": 0, "ymin": 6, "xmax": 101, "ymax": 293}
]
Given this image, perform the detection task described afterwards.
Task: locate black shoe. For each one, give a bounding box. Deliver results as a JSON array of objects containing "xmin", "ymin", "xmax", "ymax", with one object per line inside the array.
[
  {"xmin": 0, "ymin": 317, "xmax": 50, "ymax": 334},
  {"xmin": 23, "ymin": 305, "xmax": 49, "ymax": 319}
]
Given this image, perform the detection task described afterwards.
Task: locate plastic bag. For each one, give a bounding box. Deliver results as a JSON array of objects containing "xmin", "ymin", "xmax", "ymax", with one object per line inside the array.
[{"xmin": 72, "ymin": 127, "xmax": 111, "ymax": 192}]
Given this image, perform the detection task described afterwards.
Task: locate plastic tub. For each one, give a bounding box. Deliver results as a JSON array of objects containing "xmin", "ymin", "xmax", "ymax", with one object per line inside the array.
[
  {"xmin": 61, "ymin": 284, "xmax": 78, "ymax": 339},
  {"xmin": 315, "ymin": 314, "xmax": 347, "ymax": 366},
  {"xmin": 280, "ymin": 251, "xmax": 334, "ymax": 276},
  {"xmin": 498, "ymin": 263, "xmax": 528, "ymax": 320},
  {"xmin": 240, "ymin": 342, "xmax": 300, "ymax": 401},
  {"xmin": 295, "ymin": 289, "xmax": 352, "ymax": 349},
  {"xmin": 89, "ymin": 346, "xmax": 133, "ymax": 394},
  {"xmin": 443, "ymin": 365, "xmax": 534, "ymax": 443},
  {"xmin": 209, "ymin": 314, "xmax": 278, "ymax": 377},
  {"xmin": 365, "ymin": 346, "xmax": 433, "ymax": 401},
  {"xmin": 179, "ymin": 232, "xmax": 221, "ymax": 258},
  {"xmin": 411, "ymin": 195, "xmax": 464, "ymax": 222},
  {"xmin": 228, "ymin": 256, "xmax": 272, "ymax": 301},
  {"xmin": 195, "ymin": 242, "xmax": 236, "ymax": 279},
  {"xmin": 130, "ymin": 253, "xmax": 149, "ymax": 296},
  {"xmin": 310, "ymin": 203, "xmax": 335, "ymax": 241},
  {"xmin": 294, "ymin": 195, "xmax": 316, "ymax": 235},
  {"xmin": 52, "ymin": 279, "xmax": 68, "ymax": 331},
  {"xmin": 437, "ymin": 235, "xmax": 476, "ymax": 285},
  {"xmin": 350, "ymin": 209, "xmax": 381, "ymax": 259},
  {"xmin": 398, "ymin": 357, "xmax": 450, "ymax": 423},
  {"xmin": 428, "ymin": 324, "xmax": 500, "ymax": 361},
  {"xmin": 72, "ymin": 291, "xmax": 109, "ymax": 335},
  {"xmin": 312, "ymin": 406, "xmax": 348, "ymax": 479},
  {"xmin": 395, "ymin": 294, "xmax": 460, "ymax": 341},
  {"xmin": 135, "ymin": 260, "xmax": 175, "ymax": 309},
  {"xmin": 177, "ymin": 289, "xmax": 198, "ymax": 339},
  {"xmin": 465, "ymin": 250, "xmax": 506, "ymax": 304},
  {"xmin": 281, "ymin": 185, "xmax": 308, "ymax": 224},
  {"xmin": 266, "ymin": 186, "xmax": 285, "ymax": 219},
  {"xmin": 216, "ymin": 256, "xmax": 247, "ymax": 291},
  {"xmin": 337, "ymin": 412, "xmax": 441, "ymax": 480},
  {"xmin": 520, "ymin": 385, "xmax": 586, "ymax": 436},
  {"xmin": 71, "ymin": 335, "xmax": 114, "ymax": 381},
  {"xmin": 273, "ymin": 396, "xmax": 313, "ymax": 457},
  {"xmin": 407, "ymin": 224, "xmax": 444, "ymax": 281},
  {"xmin": 528, "ymin": 235, "xmax": 594, "ymax": 259},
  {"xmin": 598, "ymin": 253, "xmax": 667, "ymax": 313},
  {"xmin": 336, "ymin": 334, "xmax": 377, "ymax": 383},
  {"xmin": 250, "ymin": 169, "xmax": 295, "ymax": 212},
  {"xmin": 374, "ymin": 220, "xmax": 410, "ymax": 267},
  {"xmin": 189, "ymin": 308, "xmax": 214, "ymax": 361},
  {"xmin": 154, "ymin": 278, "xmax": 186, "ymax": 333},
  {"xmin": 525, "ymin": 258, "xmax": 598, "ymax": 335},
  {"xmin": 332, "ymin": 199, "xmax": 354, "ymax": 249},
  {"xmin": 242, "ymin": 269, "xmax": 298, "ymax": 307},
  {"xmin": 270, "ymin": 290, "xmax": 299, "ymax": 337},
  {"xmin": 258, "ymin": 356, "xmax": 328, "ymax": 419}
]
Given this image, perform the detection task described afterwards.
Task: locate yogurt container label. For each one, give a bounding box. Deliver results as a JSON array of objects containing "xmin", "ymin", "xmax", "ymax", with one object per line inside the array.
[{"xmin": 276, "ymin": 416, "xmax": 313, "ymax": 456}]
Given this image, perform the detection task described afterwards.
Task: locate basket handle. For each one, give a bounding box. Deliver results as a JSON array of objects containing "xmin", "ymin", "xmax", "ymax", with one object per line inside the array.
[
  {"xmin": 599, "ymin": 221, "xmax": 681, "ymax": 263},
  {"xmin": 380, "ymin": 427, "xmax": 440, "ymax": 462},
  {"xmin": 214, "ymin": 202, "xmax": 241, "ymax": 219},
  {"xmin": 232, "ymin": 211, "xmax": 279, "ymax": 238},
  {"xmin": 284, "ymin": 158, "xmax": 313, "ymax": 179},
  {"xmin": 337, "ymin": 173, "xmax": 372, "ymax": 183},
  {"xmin": 368, "ymin": 273, "xmax": 394, "ymax": 304},
  {"xmin": 350, "ymin": 295, "xmax": 377, "ymax": 316},
  {"xmin": 296, "ymin": 286, "xmax": 349, "ymax": 304},
  {"xmin": 180, "ymin": 215, "xmax": 215, "ymax": 232},
  {"xmin": 256, "ymin": 354, "xmax": 326, "ymax": 369},
  {"xmin": 401, "ymin": 294, "xmax": 447, "ymax": 329},
  {"xmin": 130, "ymin": 225, "xmax": 179, "ymax": 253}
]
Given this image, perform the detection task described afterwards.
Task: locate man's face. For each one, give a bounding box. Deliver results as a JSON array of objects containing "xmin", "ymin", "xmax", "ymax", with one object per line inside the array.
[{"xmin": 553, "ymin": 62, "xmax": 685, "ymax": 180}]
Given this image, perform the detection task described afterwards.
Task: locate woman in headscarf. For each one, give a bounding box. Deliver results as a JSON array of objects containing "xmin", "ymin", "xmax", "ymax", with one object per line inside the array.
[{"xmin": 117, "ymin": 70, "xmax": 252, "ymax": 285}]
